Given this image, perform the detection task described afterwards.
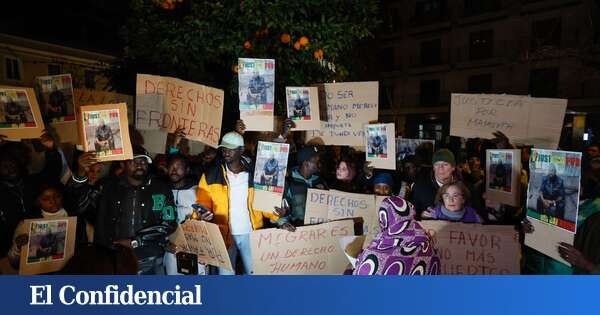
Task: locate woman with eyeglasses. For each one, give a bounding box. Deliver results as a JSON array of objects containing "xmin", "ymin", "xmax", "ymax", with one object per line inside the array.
[{"xmin": 422, "ymin": 181, "xmax": 482, "ymax": 224}]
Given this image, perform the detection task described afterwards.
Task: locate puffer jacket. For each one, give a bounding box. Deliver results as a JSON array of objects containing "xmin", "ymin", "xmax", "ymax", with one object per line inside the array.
[{"xmin": 195, "ymin": 156, "xmax": 278, "ymax": 247}]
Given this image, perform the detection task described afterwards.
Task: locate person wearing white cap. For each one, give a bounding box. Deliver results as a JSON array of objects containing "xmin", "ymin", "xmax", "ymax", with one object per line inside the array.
[{"xmin": 195, "ymin": 131, "xmax": 286, "ymax": 275}]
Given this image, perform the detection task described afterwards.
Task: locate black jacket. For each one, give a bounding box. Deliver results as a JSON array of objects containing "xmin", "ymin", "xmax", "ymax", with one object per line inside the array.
[
  {"xmin": 0, "ymin": 149, "xmax": 63, "ymax": 258},
  {"xmin": 66, "ymin": 175, "xmax": 177, "ymax": 256}
]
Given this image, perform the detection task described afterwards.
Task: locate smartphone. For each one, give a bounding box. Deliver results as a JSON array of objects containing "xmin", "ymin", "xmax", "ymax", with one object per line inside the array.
[
  {"xmin": 191, "ymin": 204, "xmax": 209, "ymax": 214},
  {"xmin": 176, "ymin": 252, "xmax": 198, "ymax": 275}
]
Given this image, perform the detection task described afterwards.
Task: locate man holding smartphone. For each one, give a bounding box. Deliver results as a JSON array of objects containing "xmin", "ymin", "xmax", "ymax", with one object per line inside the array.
[{"xmin": 195, "ymin": 131, "xmax": 286, "ymax": 275}]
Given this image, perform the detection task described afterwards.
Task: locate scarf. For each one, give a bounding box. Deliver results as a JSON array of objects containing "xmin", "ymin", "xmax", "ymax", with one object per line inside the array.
[
  {"xmin": 41, "ymin": 208, "xmax": 68, "ymax": 219},
  {"xmin": 440, "ymin": 205, "xmax": 465, "ymax": 221},
  {"xmin": 354, "ymin": 197, "xmax": 440, "ymax": 275}
]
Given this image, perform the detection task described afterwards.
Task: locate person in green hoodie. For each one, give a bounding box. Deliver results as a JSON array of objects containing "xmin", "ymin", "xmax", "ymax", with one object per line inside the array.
[{"xmin": 277, "ymin": 146, "xmax": 328, "ymax": 231}]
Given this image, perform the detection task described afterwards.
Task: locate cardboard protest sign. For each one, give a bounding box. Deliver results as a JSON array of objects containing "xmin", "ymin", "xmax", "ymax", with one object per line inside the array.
[
  {"xmin": 35, "ymin": 74, "xmax": 75, "ymax": 123},
  {"xmin": 524, "ymin": 218, "xmax": 574, "ymax": 265},
  {"xmin": 486, "ymin": 149, "xmax": 522, "ymax": 207},
  {"xmin": 74, "ymin": 88, "xmax": 134, "ymax": 122},
  {"xmin": 19, "ymin": 216, "xmax": 77, "ymax": 275},
  {"xmin": 305, "ymin": 81, "xmax": 378, "ymax": 146},
  {"xmin": 420, "ymin": 221, "xmax": 520, "ymax": 275},
  {"xmin": 139, "ymin": 129, "xmax": 168, "ymax": 154},
  {"xmin": 396, "ymin": 138, "xmax": 435, "ymax": 161},
  {"xmin": 250, "ymin": 220, "xmax": 354, "ymax": 275},
  {"xmin": 136, "ymin": 74, "xmax": 224, "ymax": 147},
  {"xmin": 526, "ymin": 149, "xmax": 581, "ymax": 233},
  {"xmin": 338, "ymin": 235, "xmax": 366, "ymax": 269},
  {"xmin": 52, "ymin": 88, "xmax": 136, "ymax": 145},
  {"xmin": 0, "ymin": 87, "xmax": 45, "ymax": 139},
  {"xmin": 170, "ymin": 220, "xmax": 233, "ymax": 271},
  {"xmin": 304, "ymin": 189, "xmax": 378, "ymax": 237},
  {"xmin": 450, "ymin": 93, "xmax": 567, "ymax": 149},
  {"xmin": 238, "ymin": 58, "xmax": 275, "ymax": 131},
  {"xmin": 286, "ymin": 86, "xmax": 321, "ymax": 131},
  {"xmin": 365, "ymin": 123, "xmax": 396, "ymax": 170},
  {"xmin": 79, "ymin": 103, "xmax": 133, "ymax": 162},
  {"xmin": 253, "ymin": 141, "xmax": 289, "ymax": 212}
]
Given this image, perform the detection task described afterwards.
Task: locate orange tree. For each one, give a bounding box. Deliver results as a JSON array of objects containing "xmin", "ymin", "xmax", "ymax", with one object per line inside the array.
[{"xmin": 110, "ymin": 0, "xmax": 380, "ymax": 127}]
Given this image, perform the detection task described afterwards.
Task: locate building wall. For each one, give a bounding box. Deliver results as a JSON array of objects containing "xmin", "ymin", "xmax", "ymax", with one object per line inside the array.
[
  {"xmin": 0, "ymin": 33, "xmax": 115, "ymax": 91},
  {"xmin": 376, "ymin": 0, "xmax": 600, "ymax": 140}
]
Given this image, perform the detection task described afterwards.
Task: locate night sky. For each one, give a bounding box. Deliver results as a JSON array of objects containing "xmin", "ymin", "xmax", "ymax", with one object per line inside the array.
[{"xmin": 0, "ymin": 0, "xmax": 130, "ymax": 54}]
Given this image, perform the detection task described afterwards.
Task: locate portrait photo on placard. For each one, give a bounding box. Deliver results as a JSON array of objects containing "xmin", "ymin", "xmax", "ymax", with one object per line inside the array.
[
  {"xmin": 367, "ymin": 125, "xmax": 388, "ymax": 158},
  {"xmin": 26, "ymin": 219, "xmax": 68, "ymax": 264},
  {"xmin": 527, "ymin": 150, "xmax": 581, "ymax": 232},
  {"xmin": 82, "ymin": 109, "xmax": 124, "ymax": 157},
  {"xmin": 0, "ymin": 89, "xmax": 36, "ymax": 127},
  {"xmin": 488, "ymin": 151, "xmax": 513, "ymax": 193},
  {"xmin": 396, "ymin": 138, "xmax": 435, "ymax": 161},
  {"xmin": 35, "ymin": 74, "xmax": 75, "ymax": 122},
  {"xmin": 286, "ymin": 87, "xmax": 311, "ymax": 120},
  {"xmin": 254, "ymin": 142, "xmax": 288, "ymax": 193},
  {"xmin": 238, "ymin": 58, "xmax": 275, "ymax": 110}
]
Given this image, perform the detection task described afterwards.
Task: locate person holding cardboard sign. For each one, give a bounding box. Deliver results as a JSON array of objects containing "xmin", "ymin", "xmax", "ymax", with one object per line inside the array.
[{"xmin": 195, "ymin": 131, "xmax": 286, "ymax": 275}]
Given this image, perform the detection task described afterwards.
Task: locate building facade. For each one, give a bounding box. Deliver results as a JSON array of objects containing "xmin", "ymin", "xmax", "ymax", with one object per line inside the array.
[
  {"xmin": 0, "ymin": 33, "xmax": 115, "ymax": 91},
  {"xmin": 376, "ymin": 0, "xmax": 600, "ymax": 148}
]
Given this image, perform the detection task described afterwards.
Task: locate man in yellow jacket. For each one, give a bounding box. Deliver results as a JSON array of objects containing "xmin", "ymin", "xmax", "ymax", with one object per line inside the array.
[{"xmin": 195, "ymin": 131, "xmax": 285, "ymax": 275}]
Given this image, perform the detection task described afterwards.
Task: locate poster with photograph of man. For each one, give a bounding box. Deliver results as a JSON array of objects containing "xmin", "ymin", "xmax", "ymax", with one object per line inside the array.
[
  {"xmin": 526, "ymin": 149, "xmax": 581, "ymax": 233},
  {"xmin": 35, "ymin": 74, "xmax": 75, "ymax": 122},
  {"xmin": 79, "ymin": 103, "xmax": 133, "ymax": 162},
  {"xmin": 19, "ymin": 216, "xmax": 77, "ymax": 275},
  {"xmin": 486, "ymin": 149, "xmax": 521, "ymax": 207},
  {"xmin": 365, "ymin": 123, "xmax": 396, "ymax": 170},
  {"xmin": 238, "ymin": 58, "xmax": 275, "ymax": 131},
  {"xmin": 396, "ymin": 138, "xmax": 435, "ymax": 161},
  {"xmin": 253, "ymin": 141, "xmax": 289, "ymax": 212},
  {"xmin": 0, "ymin": 87, "xmax": 45, "ymax": 139},
  {"xmin": 286, "ymin": 86, "xmax": 321, "ymax": 131}
]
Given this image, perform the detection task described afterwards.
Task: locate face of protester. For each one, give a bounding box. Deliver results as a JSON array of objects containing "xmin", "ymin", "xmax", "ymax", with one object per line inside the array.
[
  {"xmin": 305, "ymin": 155, "xmax": 320, "ymax": 176},
  {"xmin": 336, "ymin": 161, "xmax": 353, "ymax": 181},
  {"xmin": 587, "ymin": 146, "xmax": 600, "ymax": 159},
  {"xmin": 468, "ymin": 157, "xmax": 481, "ymax": 170},
  {"xmin": 442, "ymin": 185, "xmax": 465, "ymax": 212},
  {"xmin": 202, "ymin": 148, "xmax": 218, "ymax": 165},
  {"xmin": 222, "ymin": 147, "xmax": 243, "ymax": 164},
  {"xmin": 433, "ymin": 161, "xmax": 455, "ymax": 184},
  {"xmin": 125, "ymin": 157, "xmax": 149, "ymax": 181},
  {"xmin": 374, "ymin": 183, "xmax": 392, "ymax": 196},
  {"xmin": 0, "ymin": 157, "xmax": 19, "ymax": 181},
  {"xmin": 88, "ymin": 163, "xmax": 104, "ymax": 185},
  {"xmin": 38, "ymin": 188, "xmax": 63, "ymax": 213},
  {"xmin": 168, "ymin": 159, "xmax": 187, "ymax": 184},
  {"xmin": 403, "ymin": 162, "xmax": 417, "ymax": 181}
]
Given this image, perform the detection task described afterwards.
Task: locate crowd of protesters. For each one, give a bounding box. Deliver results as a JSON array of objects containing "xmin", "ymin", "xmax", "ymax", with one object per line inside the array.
[{"xmin": 1, "ymin": 117, "xmax": 600, "ymax": 275}]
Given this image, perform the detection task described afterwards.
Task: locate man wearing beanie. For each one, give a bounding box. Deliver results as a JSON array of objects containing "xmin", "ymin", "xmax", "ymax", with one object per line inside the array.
[
  {"xmin": 277, "ymin": 145, "xmax": 328, "ymax": 230},
  {"xmin": 411, "ymin": 149, "xmax": 457, "ymax": 217}
]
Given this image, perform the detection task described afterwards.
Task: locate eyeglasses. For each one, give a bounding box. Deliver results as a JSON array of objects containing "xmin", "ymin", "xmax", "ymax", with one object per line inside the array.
[{"xmin": 442, "ymin": 193, "xmax": 463, "ymax": 201}]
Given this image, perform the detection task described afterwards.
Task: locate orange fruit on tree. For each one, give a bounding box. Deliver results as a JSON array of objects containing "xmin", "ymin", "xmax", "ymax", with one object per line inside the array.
[
  {"xmin": 314, "ymin": 49, "xmax": 324, "ymax": 59},
  {"xmin": 299, "ymin": 36, "xmax": 309, "ymax": 46},
  {"xmin": 293, "ymin": 41, "xmax": 301, "ymax": 50},
  {"xmin": 244, "ymin": 40, "xmax": 252, "ymax": 49},
  {"xmin": 280, "ymin": 33, "xmax": 291, "ymax": 44}
]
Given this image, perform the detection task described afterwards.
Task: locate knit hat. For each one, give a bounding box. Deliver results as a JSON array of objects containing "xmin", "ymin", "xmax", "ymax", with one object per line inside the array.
[
  {"xmin": 373, "ymin": 172, "xmax": 394, "ymax": 187},
  {"xmin": 432, "ymin": 149, "xmax": 455, "ymax": 166},
  {"xmin": 297, "ymin": 146, "xmax": 319, "ymax": 164}
]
